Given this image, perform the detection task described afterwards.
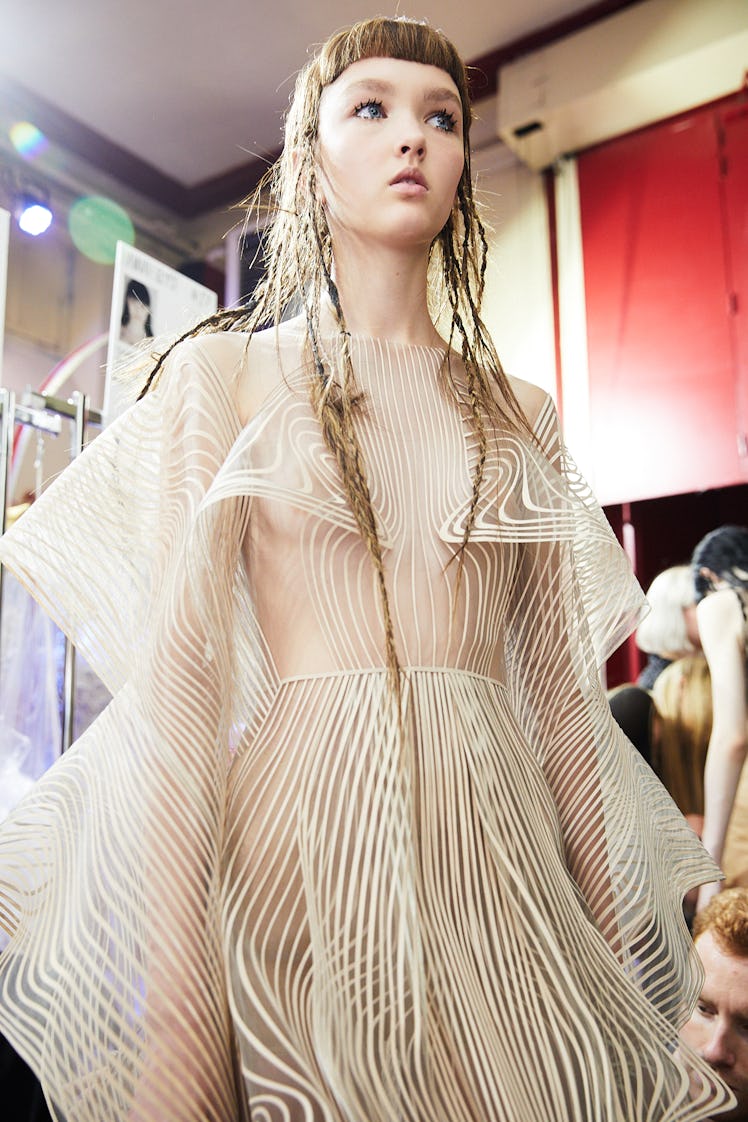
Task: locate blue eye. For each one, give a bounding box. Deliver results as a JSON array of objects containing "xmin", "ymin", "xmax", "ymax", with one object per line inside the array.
[
  {"xmin": 429, "ymin": 109, "xmax": 458, "ymax": 133},
  {"xmin": 354, "ymin": 100, "xmax": 385, "ymax": 120}
]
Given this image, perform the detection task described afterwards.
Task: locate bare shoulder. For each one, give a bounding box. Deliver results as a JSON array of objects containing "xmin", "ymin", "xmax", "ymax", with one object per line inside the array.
[
  {"xmin": 698, "ymin": 588, "xmax": 745, "ymax": 640},
  {"xmin": 162, "ymin": 329, "xmax": 289, "ymax": 426},
  {"xmin": 506, "ymin": 374, "xmax": 553, "ymax": 431},
  {"xmin": 698, "ymin": 590, "xmax": 746, "ymax": 673},
  {"xmin": 233, "ymin": 320, "xmax": 307, "ymax": 425},
  {"xmin": 168, "ymin": 330, "xmax": 249, "ymax": 381}
]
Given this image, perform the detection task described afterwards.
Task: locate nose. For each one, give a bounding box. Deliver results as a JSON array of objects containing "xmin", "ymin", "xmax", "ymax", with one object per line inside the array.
[
  {"xmin": 398, "ymin": 118, "xmax": 426, "ymax": 158},
  {"xmin": 701, "ymin": 1022, "xmax": 736, "ymax": 1070},
  {"xmin": 400, "ymin": 140, "xmax": 425, "ymax": 157}
]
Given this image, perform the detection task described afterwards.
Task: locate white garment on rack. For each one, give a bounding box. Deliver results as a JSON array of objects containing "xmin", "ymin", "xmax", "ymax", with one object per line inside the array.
[{"xmin": 0, "ymin": 574, "xmax": 61, "ymax": 823}]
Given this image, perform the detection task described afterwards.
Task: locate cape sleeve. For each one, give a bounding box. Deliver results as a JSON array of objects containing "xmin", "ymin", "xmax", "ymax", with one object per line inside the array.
[
  {"xmin": 504, "ymin": 394, "xmax": 719, "ymax": 1027},
  {"xmin": 0, "ymin": 336, "xmax": 256, "ymax": 1121}
]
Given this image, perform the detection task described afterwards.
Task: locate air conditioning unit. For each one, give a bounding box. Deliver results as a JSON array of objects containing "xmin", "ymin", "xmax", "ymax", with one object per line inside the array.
[{"xmin": 497, "ymin": 0, "xmax": 748, "ymax": 171}]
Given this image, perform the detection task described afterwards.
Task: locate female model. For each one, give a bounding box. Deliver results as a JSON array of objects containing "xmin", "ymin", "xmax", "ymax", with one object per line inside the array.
[{"xmin": 0, "ymin": 17, "xmax": 731, "ymax": 1121}]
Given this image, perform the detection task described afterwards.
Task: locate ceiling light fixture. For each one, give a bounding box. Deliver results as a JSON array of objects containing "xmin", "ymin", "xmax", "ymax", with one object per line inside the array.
[{"xmin": 15, "ymin": 191, "xmax": 53, "ymax": 236}]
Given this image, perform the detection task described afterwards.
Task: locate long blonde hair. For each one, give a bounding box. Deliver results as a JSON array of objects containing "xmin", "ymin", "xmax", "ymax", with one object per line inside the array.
[
  {"xmin": 140, "ymin": 17, "xmax": 531, "ymax": 697},
  {"xmin": 651, "ymin": 655, "xmax": 712, "ymax": 815}
]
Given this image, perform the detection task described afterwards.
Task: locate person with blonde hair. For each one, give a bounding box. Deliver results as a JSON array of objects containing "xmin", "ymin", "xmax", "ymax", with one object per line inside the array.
[
  {"xmin": 651, "ymin": 654, "xmax": 713, "ymax": 818},
  {"xmin": 636, "ymin": 564, "xmax": 701, "ymax": 689},
  {"xmin": 0, "ymin": 17, "xmax": 729, "ymax": 1121}
]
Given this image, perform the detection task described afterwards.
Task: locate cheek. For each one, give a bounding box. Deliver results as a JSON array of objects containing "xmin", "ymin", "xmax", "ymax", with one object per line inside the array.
[
  {"xmin": 315, "ymin": 136, "xmax": 355, "ymax": 209},
  {"xmin": 315, "ymin": 165, "xmax": 328, "ymax": 208},
  {"xmin": 736, "ymin": 1036, "xmax": 748, "ymax": 1066},
  {"xmin": 440, "ymin": 158, "xmax": 465, "ymax": 220},
  {"xmin": 444, "ymin": 153, "xmax": 465, "ymax": 205},
  {"xmin": 680, "ymin": 1019, "xmax": 706, "ymax": 1052}
]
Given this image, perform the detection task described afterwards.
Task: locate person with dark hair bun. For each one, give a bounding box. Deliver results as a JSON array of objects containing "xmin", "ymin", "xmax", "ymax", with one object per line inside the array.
[
  {"xmin": 693, "ymin": 527, "xmax": 748, "ymax": 604},
  {"xmin": 692, "ymin": 526, "xmax": 748, "ymax": 914},
  {"xmin": 0, "ymin": 17, "xmax": 730, "ymax": 1121}
]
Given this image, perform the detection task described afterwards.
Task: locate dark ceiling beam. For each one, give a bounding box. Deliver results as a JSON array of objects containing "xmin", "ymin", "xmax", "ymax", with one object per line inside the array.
[
  {"xmin": 2, "ymin": 0, "xmax": 646, "ymax": 218},
  {"xmin": 0, "ymin": 75, "xmax": 195, "ymax": 214}
]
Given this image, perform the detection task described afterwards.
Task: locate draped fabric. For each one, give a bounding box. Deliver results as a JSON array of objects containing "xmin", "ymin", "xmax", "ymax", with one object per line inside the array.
[{"xmin": 0, "ymin": 326, "xmax": 732, "ymax": 1120}]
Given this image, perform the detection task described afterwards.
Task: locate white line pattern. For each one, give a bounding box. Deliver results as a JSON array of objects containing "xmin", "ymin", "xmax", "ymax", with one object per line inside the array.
[{"xmin": 0, "ymin": 330, "xmax": 732, "ymax": 1119}]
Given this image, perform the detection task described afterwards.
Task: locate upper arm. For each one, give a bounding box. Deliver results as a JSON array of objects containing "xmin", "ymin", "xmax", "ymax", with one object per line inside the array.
[
  {"xmin": 507, "ymin": 377, "xmax": 561, "ymax": 467},
  {"xmin": 698, "ymin": 591, "xmax": 747, "ymax": 744}
]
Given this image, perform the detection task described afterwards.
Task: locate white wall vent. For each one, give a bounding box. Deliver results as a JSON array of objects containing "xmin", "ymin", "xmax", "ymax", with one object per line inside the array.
[{"xmin": 497, "ymin": 0, "xmax": 748, "ymax": 170}]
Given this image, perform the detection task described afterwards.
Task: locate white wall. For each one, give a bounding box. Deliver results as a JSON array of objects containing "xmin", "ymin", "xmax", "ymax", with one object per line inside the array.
[{"xmin": 473, "ymin": 143, "xmax": 556, "ymax": 401}]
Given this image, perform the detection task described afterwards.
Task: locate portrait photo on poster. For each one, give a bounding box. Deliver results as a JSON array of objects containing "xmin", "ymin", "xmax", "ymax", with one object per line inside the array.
[{"xmin": 104, "ymin": 241, "xmax": 217, "ymax": 423}]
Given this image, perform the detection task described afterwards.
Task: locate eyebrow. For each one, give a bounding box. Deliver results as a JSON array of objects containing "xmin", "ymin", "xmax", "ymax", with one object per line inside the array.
[{"xmin": 341, "ymin": 77, "xmax": 462, "ymax": 110}]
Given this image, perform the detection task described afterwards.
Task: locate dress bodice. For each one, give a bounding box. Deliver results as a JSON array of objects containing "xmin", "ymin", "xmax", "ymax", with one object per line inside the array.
[{"xmin": 231, "ymin": 337, "xmax": 526, "ymax": 681}]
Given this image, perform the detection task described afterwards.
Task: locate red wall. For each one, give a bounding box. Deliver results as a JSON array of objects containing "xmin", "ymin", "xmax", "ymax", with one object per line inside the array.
[
  {"xmin": 572, "ymin": 94, "xmax": 748, "ymax": 685},
  {"xmin": 577, "ymin": 93, "xmax": 748, "ymax": 507}
]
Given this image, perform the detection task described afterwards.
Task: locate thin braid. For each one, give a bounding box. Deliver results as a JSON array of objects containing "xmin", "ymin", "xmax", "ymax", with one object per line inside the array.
[
  {"xmin": 135, "ymin": 306, "xmax": 251, "ymax": 400},
  {"xmin": 306, "ymin": 206, "xmax": 403, "ymax": 701},
  {"xmin": 317, "ymin": 390, "xmax": 401, "ymax": 700},
  {"xmin": 445, "ymin": 303, "xmax": 488, "ymax": 595}
]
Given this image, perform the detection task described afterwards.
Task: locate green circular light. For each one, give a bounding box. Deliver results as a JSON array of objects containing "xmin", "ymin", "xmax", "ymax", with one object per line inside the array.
[{"xmin": 68, "ymin": 195, "xmax": 135, "ymax": 264}]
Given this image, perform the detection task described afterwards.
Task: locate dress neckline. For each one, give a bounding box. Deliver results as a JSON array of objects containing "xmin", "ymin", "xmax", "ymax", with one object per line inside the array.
[
  {"xmin": 271, "ymin": 315, "xmax": 451, "ymax": 358},
  {"xmin": 346, "ymin": 333, "xmax": 448, "ymax": 356}
]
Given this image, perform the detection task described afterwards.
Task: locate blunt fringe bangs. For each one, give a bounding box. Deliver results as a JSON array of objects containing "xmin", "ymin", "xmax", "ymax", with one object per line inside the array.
[{"xmin": 316, "ymin": 18, "xmax": 471, "ymax": 121}]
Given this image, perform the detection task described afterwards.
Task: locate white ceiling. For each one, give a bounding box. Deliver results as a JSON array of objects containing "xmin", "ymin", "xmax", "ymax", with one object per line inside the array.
[{"xmin": 0, "ymin": 0, "xmax": 607, "ymax": 194}]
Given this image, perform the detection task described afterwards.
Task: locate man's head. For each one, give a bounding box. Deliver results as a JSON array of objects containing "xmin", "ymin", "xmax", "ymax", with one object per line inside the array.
[{"xmin": 681, "ymin": 889, "xmax": 748, "ymax": 1119}]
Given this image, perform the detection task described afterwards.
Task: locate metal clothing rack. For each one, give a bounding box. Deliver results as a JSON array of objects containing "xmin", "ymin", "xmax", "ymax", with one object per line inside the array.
[{"xmin": 0, "ymin": 387, "xmax": 103, "ymax": 752}]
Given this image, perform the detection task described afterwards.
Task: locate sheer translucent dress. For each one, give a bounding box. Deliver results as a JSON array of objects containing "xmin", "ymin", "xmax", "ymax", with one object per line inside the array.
[{"xmin": 0, "ymin": 325, "xmax": 731, "ymax": 1120}]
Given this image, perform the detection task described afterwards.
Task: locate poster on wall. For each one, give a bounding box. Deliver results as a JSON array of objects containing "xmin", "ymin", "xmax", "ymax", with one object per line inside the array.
[
  {"xmin": 0, "ymin": 207, "xmax": 9, "ymax": 387},
  {"xmin": 104, "ymin": 241, "xmax": 218, "ymax": 423}
]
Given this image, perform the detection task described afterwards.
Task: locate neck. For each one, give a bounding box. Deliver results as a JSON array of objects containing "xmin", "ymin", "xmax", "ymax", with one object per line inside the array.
[{"xmin": 326, "ymin": 239, "xmax": 442, "ymax": 347}]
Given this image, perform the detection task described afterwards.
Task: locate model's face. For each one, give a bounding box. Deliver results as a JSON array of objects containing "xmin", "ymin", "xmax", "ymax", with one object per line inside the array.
[
  {"xmin": 316, "ymin": 56, "xmax": 465, "ymax": 252},
  {"xmin": 681, "ymin": 932, "xmax": 748, "ymax": 1119}
]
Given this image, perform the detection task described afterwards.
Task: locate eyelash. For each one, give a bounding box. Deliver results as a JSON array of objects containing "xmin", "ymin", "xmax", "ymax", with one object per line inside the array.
[
  {"xmin": 352, "ymin": 100, "xmax": 458, "ymax": 133},
  {"xmin": 430, "ymin": 110, "xmax": 458, "ymax": 133},
  {"xmin": 354, "ymin": 99, "xmax": 384, "ymax": 119}
]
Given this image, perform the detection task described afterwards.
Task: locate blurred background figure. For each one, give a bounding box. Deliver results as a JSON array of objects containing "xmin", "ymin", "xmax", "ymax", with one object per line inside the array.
[
  {"xmin": 607, "ymin": 684, "xmax": 656, "ymax": 765},
  {"xmin": 608, "ymin": 655, "xmax": 711, "ymax": 815},
  {"xmin": 651, "ymin": 654, "xmax": 712, "ymax": 822},
  {"xmin": 609, "ymin": 654, "xmax": 713, "ymax": 925},
  {"xmin": 681, "ymin": 888, "xmax": 748, "ymax": 1121},
  {"xmin": 635, "ymin": 564, "xmax": 701, "ymax": 689},
  {"xmin": 0, "ymin": 1034, "xmax": 53, "ymax": 1122},
  {"xmin": 692, "ymin": 526, "xmax": 748, "ymax": 911}
]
